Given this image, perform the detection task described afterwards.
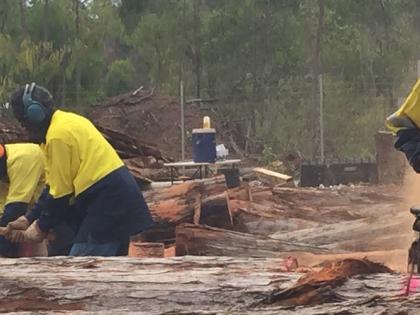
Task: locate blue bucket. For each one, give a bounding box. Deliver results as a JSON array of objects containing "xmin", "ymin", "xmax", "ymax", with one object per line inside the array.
[{"xmin": 192, "ymin": 128, "xmax": 216, "ymax": 163}]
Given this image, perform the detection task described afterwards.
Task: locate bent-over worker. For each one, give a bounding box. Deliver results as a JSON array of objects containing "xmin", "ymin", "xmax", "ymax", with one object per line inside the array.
[
  {"xmin": 7, "ymin": 83, "xmax": 154, "ymax": 256},
  {"xmin": 0, "ymin": 143, "xmax": 45, "ymax": 257}
]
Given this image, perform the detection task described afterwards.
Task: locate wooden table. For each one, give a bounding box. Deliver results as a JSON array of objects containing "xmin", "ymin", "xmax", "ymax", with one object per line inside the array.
[{"xmin": 164, "ymin": 159, "xmax": 241, "ymax": 183}]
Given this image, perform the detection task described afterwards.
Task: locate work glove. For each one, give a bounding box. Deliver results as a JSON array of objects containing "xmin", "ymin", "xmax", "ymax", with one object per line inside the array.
[
  {"xmin": 6, "ymin": 220, "xmax": 47, "ymax": 243},
  {"xmin": 7, "ymin": 216, "xmax": 30, "ymax": 231}
]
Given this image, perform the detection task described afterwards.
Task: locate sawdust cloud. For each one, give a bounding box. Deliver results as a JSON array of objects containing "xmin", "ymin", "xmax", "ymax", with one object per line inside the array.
[{"xmin": 380, "ymin": 167, "xmax": 420, "ymax": 271}]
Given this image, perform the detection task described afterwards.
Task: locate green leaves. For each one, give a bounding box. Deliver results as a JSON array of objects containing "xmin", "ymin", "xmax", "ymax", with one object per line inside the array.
[{"xmin": 0, "ymin": 0, "xmax": 419, "ymax": 159}]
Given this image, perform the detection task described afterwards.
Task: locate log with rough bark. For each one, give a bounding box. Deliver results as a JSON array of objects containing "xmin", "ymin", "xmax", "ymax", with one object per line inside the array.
[
  {"xmin": 0, "ymin": 256, "xmax": 411, "ymax": 314},
  {"xmin": 175, "ymin": 223, "xmax": 327, "ymax": 257},
  {"xmin": 140, "ymin": 176, "xmax": 230, "ymax": 243},
  {"xmin": 0, "ymin": 256, "xmax": 283, "ymax": 314}
]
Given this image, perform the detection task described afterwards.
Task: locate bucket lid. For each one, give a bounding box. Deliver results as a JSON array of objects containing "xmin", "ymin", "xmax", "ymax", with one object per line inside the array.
[{"xmin": 192, "ymin": 128, "xmax": 216, "ymax": 134}]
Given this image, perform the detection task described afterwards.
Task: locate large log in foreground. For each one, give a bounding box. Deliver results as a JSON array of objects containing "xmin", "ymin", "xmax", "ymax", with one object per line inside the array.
[
  {"xmin": 175, "ymin": 223, "xmax": 328, "ymax": 257},
  {"xmin": 0, "ymin": 257, "xmax": 414, "ymax": 314},
  {"xmin": 0, "ymin": 256, "xmax": 288, "ymax": 314}
]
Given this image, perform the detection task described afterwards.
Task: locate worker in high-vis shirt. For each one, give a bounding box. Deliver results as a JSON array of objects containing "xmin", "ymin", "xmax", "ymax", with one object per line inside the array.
[
  {"xmin": 6, "ymin": 83, "xmax": 153, "ymax": 256},
  {"xmin": 0, "ymin": 143, "xmax": 45, "ymax": 257}
]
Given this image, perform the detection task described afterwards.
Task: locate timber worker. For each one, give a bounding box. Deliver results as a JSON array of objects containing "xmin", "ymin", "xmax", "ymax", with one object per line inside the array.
[
  {"xmin": 0, "ymin": 143, "xmax": 45, "ymax": 257},
  {"xmin": 6, "ymin": 83, "xmax": 153, "ymax": 256}
]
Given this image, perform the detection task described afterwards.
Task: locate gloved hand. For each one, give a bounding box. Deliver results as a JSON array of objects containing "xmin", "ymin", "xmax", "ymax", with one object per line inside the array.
[
  {"xmin": 6, "ymin": 220, "xmax": 46, "ymax": 243},
  {"xmin": 7, "ymin": 216, "xmax": 30, "ymax": 231},
  {"xmin": 5, "ymin": 229, "xmax": 26, "ymax": 243}
]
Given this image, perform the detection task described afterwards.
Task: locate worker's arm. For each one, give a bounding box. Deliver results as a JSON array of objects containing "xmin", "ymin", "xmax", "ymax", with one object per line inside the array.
[
  {"xmin": 29, "ymin": 139, "xmax": 74, "ymax": 232},
  {"xmin": 395, "ymin": 128, "xmax": 420, "ymax": 172},
  {"xmin": 0, "ymin": 202, "xmax": 27, "ymax": 227}
]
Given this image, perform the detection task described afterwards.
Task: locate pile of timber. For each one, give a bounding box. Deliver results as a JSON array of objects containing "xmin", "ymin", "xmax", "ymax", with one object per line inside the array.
[
  {"xmin": 140, "ymin": 175, "xmax": 329, "ymax": 256},
  {"xmin": 139, "ymin": 174, "xmax": 403, "ymax": 258}
]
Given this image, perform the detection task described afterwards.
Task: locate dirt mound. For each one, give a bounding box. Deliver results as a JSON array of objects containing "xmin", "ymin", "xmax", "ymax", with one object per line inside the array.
[
  {"xmin": 89, "ymin": 88, "xmax": 228, "ymax": 160},
  {"xmin": 0, "ymin": 118, "xmax": 28, "ymax": 144}
]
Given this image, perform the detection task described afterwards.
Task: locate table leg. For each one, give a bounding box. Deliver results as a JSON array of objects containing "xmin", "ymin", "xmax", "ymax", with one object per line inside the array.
[{"xmin": 171, "ymin": 167, "xmax": 174, "ymax": 185}]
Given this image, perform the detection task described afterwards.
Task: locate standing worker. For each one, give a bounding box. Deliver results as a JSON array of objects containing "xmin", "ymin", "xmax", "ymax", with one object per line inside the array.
[
  {"xmin": 6, "ymin": 83, "xmax": 153, "ymax": 256},
  {"xmin": 0, "ymin": 143, "xmax": 45, "ymax": 257}
]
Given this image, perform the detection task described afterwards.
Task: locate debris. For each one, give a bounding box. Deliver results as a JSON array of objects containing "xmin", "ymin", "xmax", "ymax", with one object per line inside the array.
[{"xmin": 89, "ymin": 89, "xmax": 230, "ymax": 160}]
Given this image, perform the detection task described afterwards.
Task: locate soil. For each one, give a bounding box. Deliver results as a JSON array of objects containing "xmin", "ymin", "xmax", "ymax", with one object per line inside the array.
[{"xmin": 89, "ymin": 89, "xmax": 229, "ymax": 160}]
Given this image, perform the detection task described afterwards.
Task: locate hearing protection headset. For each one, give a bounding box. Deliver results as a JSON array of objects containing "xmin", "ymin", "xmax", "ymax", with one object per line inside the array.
[{"xmin": 22, "ymin": 82, "xmax": 47, "ymax": 124}]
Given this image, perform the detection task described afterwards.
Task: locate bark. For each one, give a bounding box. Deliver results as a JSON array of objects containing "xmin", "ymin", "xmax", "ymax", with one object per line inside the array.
[
  {"xmin": 0, "ymin": 256, "xmax": 291, "ymax": 314},
  {"xmin": 175, "ymin": 223, "xmax": 327, "ymax": 257},
  {"xmin": 0, "ymin": 256, "xmax": 407, "ymax": 314}
]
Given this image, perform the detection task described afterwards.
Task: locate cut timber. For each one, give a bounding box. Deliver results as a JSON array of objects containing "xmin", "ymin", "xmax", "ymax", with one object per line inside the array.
[
  {"xmin": 253, "ymin": 167, "xmax": 293, "ymax": 186},
  {"xmin": 141, "ymin": 176, "xmax": 230, "ymax": 243},
  {"xmin": 175, "ymin": 223, "xmax": 327, "ymax": 257}
]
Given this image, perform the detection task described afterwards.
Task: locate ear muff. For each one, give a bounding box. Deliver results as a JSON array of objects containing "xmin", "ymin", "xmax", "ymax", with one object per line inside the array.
[{"xmin": 22, "ymin": 82, "xmax": 47, "ymax": 124}]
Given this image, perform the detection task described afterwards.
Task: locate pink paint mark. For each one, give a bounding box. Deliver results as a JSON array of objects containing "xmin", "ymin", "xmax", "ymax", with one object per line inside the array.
[
  {"xmin": 401, "ymin": 275, "xmax": 420, "ymax": 295},
  {"xmin": 281, "ymin": 256, "xmax": 299, "ymax": 272}
]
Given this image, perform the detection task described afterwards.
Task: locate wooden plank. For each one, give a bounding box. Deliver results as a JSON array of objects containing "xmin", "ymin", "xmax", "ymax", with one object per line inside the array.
[{"xmin": 253, "ymin": 167, "xmax": 292, "ymax": 181}]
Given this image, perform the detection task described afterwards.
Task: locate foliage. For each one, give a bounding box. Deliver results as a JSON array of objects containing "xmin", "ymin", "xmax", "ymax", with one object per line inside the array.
[{"xmin": 0, "ymin": 0, "xmax": 419, "ymax": 159}]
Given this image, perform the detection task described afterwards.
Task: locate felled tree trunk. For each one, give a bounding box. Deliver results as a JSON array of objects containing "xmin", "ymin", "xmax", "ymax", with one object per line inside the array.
[
  {"xmin": 0, "ymin": 256, "xmax": 290, "ymax": 314},
  {"xmin": 175, "ymin": 223, "xmax": 327, "ymax": 257}
]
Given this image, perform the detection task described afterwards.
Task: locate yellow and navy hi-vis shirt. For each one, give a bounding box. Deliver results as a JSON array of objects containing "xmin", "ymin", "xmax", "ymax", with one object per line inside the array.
[
  {"xmin": 0, "ymin": 143, "xmax": 45, "ymax": 215},
  {"xmin": 42, "ymin": 110, "xmax": 123, "ymax": 198},
  {"xmin": 387, "ymin": 79, "xmax": 420, "ymax": 134}
]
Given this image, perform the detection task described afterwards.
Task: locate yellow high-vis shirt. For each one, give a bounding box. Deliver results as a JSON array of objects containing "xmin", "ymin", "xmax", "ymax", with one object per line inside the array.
[
  {"xmin": 43, "ymin": 110, "xmax": 123, "ymax": 198},
  {"xmin": 387, "ymin": 79, "xmax": 420, "ymax": 134},
  {"xmin": 0, "ymin": 143, "xmax": 45, "ymax": 215}
]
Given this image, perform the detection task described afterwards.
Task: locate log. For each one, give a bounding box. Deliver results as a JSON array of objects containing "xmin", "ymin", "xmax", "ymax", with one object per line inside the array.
[
  {"xmin": 0, "ymin": 256, "xmax": 407, "ymax": 314},
  {"xmin": 140, "ymin": 176, "xmax": 229, "ymax": 243},
  {"xmin": 175, "ymin": 223, "xmax": 327, "ymax": 257}
]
